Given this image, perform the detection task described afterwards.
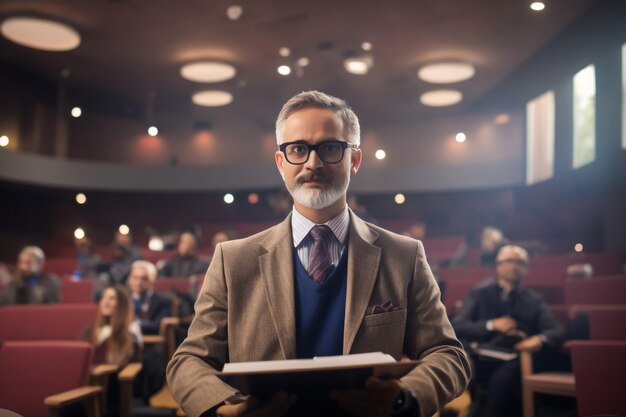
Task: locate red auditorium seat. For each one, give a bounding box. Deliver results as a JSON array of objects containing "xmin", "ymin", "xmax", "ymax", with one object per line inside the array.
[
  {"xmin": 565, "ymin": 276, "xmax": 626, "ymax": 305},
  {"xmin": 438, "ymin": 267, "xmax": 491, "ymax": 283},
  {"xmin": 61, "ymin": 278, "xmax": 96, "ymax": 303},
  {"xmin": 568, "ymin": 340, "xmax": 626, "ymax": 417},
  {"xmin": 0, "ymin": 340, "xmax": 101, "ymax": 417},
  {"xmin": 570, "ymin": 305, "xmax": 626, "ymax": 340},
  {"xmin": 153, "ymin": 277, "xmax": 192, "ymax": 294},
  {"xmin": 43, "ymin": 256, "xmax": 77, "ymax": 275},
  {"xmin": 525, "ymin": 283, "xmax": 565, "ymax": 304},
  {"xmin": 442, "ymin": 279, "xmax": 479, "ymax": 316},
  {"xmin": 0, "ymin": 304, "xmax": 98, "ymax": 341}
]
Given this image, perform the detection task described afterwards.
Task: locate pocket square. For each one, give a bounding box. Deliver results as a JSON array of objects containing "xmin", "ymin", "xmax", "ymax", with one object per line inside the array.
[{"xmin": 369, "ymin": 299, "xmax": 396, "ymax": 315}]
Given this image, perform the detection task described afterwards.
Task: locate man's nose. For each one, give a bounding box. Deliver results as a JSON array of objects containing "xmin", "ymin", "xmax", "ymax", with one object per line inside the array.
[{"xmin": 304, "ymin": 149, "xmax": 324, "ymax": 169}]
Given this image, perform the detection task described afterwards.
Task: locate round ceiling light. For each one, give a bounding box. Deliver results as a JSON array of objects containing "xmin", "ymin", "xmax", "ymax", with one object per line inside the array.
[
  {"xmin": 180, "ymin": 62, "xmax": 236, "ymax": 83},
  {"xmin": 417, "ymin": 62, "xmax": 475, "ymax": 84},
  {"xmin": 192, "ymin": 90, "xmax": 233, "ymax": 107},
  {"xmin": 420, "ymin": 90, "xmax": 463, "ymax": 107},
  {"xmin": 343, "ymin": 55, "xmax": 373, "ymax": 75},
  {"xmin": 1, "ymin": 17, "xmax": 81, "ymax": 51}
]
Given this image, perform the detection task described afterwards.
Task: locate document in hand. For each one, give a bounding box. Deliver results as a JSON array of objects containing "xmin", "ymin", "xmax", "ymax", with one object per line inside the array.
[
  {"xmin": 219, "ymin": 352, "xmax": 418, "ymax": 399},
  {"xmin": 473, "ymin": 344, "xmax": 518, "ymax": 361}
]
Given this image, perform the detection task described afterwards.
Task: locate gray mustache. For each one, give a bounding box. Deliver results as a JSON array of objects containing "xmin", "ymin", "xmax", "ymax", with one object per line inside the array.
[{"xmin": 295, "ymin": 172, "xmax": 330, "ymax": 185}]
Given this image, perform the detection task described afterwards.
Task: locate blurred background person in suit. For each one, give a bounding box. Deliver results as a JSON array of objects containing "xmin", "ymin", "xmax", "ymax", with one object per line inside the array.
[{"xmin": 0, "ymin": 246, "xmax": 59, "ymax": 305}]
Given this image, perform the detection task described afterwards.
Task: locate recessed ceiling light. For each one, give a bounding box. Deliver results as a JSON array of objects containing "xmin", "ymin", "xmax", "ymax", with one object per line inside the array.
[
  {"xmin": 71, "ymin": 107, "xmax": 82, "ymax": 118},
  {"xmin": 0, "ymin": 135, "xmax": 9, "ymax": 147},
  {"xmin": 394, "ymin": 194, "xmax": 406, "ymax": 204},
  {"xmin": 279, "ymin": 47, "xmax": 291, "ymax": 57},
  {"xmin": 148, "ymin": 126, "xmax": 159, "ymax": 136},
  {"xmin": 75, "ymin": 193, "xmax": 87, "ymax": 205},
  {"xmin": 530, "ymin": 2, "xmax": 545, "ymax": 11},
  {"xmin": 74, "ymin": 227, "xmax": 85, "ymax": 240},
  {"xmin": 192, "ymin": 90, "xmax": 233, "ymax": 107},
  {"xmin": 456, "ymin": 132, "xmax": 467, "ymax": 143},
  {"xmin": 226, "ymin": 5, "xmax": 243, "ymax": 21},
  {"xmin": 375, "ymin": 149, "xmax": 386, "ymax": 160},
  {"xmin": 297, "ymin": 57, "xmax": 310, "ymax": 67},
  {"xmin": 1, "ymin": 17, "xmax": 81, "ymax": 51},
  {"xmin": 418, "ymin": 62, "xmax": 475, "ymax": 84},
  {"xmin": 180, "ymin": 62, "xmax": 236, "ymax": 83},
  {"xmin": 344, "ymin": 55, "xmax": 373, "ymax": 75},
  {"xmin": 277, "ymin": 65, "xmax": 291, "ymax": 76},
  {"xmin": 420, "ymin": 90, "xmax": 463, "ymax": 107},
  {"xmin": 494, "ymin": 113, "xmax": 511, "ymax": 125},
  {"xmin": 224, "ymin": 193, "xmax": 234, "ymax": 204},
  {"xmin": 361, "ymin": 42, "xmax": 372, "ymax": 51}
]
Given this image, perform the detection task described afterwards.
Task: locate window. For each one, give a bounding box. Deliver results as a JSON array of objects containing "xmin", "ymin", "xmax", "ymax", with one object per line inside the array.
[
  {"xmin": 622, "ymin": 44, "xmax": 626, "ymax": 149},
  {"xmin": 573, "ymin": 65, "xmax": 596, "ymax": 168},
  {"xmin": 526, "ymin": 91, "xmax": 555, "ymax": 184}
]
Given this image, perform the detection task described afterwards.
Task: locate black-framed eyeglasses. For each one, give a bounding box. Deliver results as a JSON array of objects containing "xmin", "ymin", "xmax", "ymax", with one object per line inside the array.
[{"xmin": 278, "ymin": 140, "xmax": 358, "ymax": 165}]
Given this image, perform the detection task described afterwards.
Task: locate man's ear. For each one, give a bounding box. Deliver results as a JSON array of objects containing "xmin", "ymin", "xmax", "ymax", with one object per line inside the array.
[
  {"xmin": 350, "ymin": 148, "xmax": 362, "ymax": 177},
  {"xmin": 275, "ymin": 151, "xmax": 285, "ymax": 180}
]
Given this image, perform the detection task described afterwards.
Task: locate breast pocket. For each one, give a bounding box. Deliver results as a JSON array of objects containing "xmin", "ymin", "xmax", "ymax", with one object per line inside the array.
[{"xmin": 353, "ymin": 308, "xmax": 407, "ymax": 358}]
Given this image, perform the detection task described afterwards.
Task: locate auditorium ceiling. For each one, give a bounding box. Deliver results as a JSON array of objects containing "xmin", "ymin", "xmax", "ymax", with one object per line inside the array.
[{"xmin": 0, "ymin": 0, "xmax": 598, "ymax": 129}]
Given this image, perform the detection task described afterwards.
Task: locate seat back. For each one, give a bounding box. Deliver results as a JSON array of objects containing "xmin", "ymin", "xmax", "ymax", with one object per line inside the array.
[
  {"xmin": 153, "ymin": 277, "xmax": 191, "ymax": 294},
  {"xmin": 565, "ymin": 277, "xmax": 626, "ymax": 305},
  {"xmin": 570, "ymin": 305, "xmax": 626, "ymax": 340},
  {"xmin": 442, "ymin": 280, "xmax": 479, "ymax": 316},
  {"xmin": 0, "ymin": 304, "xmax": 98, "ymax": 341},
  {"xmin": 0, "ymin": 340, "xmax": 94, "ymax": 417},
  {"xmin": 568, "ymin": 340, "xmax": 626, "ymax": 417},
  {"xmin": 61, "ymin": 279, "xmax": 96, "ymax": 303}
]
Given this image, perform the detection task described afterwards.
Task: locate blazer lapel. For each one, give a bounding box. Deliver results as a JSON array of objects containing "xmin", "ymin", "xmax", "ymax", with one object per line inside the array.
[
  {"xmin": 343, "ymin": 212, "xmax": 381, "ymax": 354},
  {"xmin": 258, "ymin": 215, "xmax": 297, "ymax": 359}
]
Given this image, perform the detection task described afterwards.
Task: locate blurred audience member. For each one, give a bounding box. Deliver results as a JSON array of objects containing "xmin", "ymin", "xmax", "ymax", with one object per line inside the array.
[
  {"xmin": 128, "ymin": 260, "xmax": 172, "ymax": 335},
  {"xmin": 73, "ymin": 238, "xmax": 102, "ymax": 279},
  {"xmin": 480, "ymin": 226, "xmax": 509, "ymax": 265},
  {"xmin": 403, "ymin": 221, "xmax": 427, "ymax": 241},
  {"xmin": 452, "ymin": 245, "xmax": 566, "ymax": 417},
  {"xmin": 0, "ymin": 246, "xmax": 60, "ymax": 305},
  {"xmin": 83, "ymin": 284, "xmax": 142, "ymax": 366},
  {"xmin": 566, "ymin": 263, "xmax": 594, "ymax": 278},
  {"xmin": 158, "ymin": 231, "xmax": 209, "ymax": 278},
  {"xmin": 113, "ymin": 230, "xmax": 143, "ymax": 262}
]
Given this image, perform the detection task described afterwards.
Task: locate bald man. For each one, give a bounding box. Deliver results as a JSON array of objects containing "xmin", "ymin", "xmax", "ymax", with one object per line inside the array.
[{"xmin": 452, "ymin": 245, "xmax": 566, "ymax": 417}]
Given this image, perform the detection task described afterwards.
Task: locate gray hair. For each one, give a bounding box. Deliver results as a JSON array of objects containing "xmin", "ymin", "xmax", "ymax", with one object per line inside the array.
[
  {"xmin": 496, "ymin": 245, "xmax": 529, "ymax": 263},
  {"xmin": 275, "ymin": 90, "xmax": 360, "ymax": 145},
  {"xmin": 131, "ymin": 260, "xmax": 157, "ymax": 283},
  {"xmin": 20, "ymin": 246, "xmax": 45, "ymax": 267}
]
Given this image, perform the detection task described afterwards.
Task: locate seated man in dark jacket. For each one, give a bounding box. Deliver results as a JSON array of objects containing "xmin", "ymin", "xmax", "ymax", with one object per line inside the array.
[
  {"xmin": 452, "ymin": 245, "xmax": 566, "ymax": 417},
  {"xmin": 0, "ymin": 246, "xmax": 60, "ymax": 305},
  {"xmin": 127, "ymin": 260, "xmax": 171, "ymax": 335},
  {"xmin": 158, "ymin": 231, "xmax": 208, "ymax": 278}
]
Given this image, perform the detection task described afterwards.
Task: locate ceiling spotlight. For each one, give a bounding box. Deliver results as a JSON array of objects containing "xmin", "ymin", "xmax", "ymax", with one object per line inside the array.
[
  {"xmin": 148, "ymin": 126, "xmax": 159, "ymax": 136},
  {"xmin": 279, "ymin": 47, "xmax": 291, "ymax": 57},
  {"xmin": 71, "ymin": 107, "xmax": 82, "ymax": 118},
  {"xmin": 118, "ymin": 224, "xmax": 130, "ymax": 235},
  {"xmin": 343, "ymin": 54, "xmax": 373, "ymax": 75},
  {"xmin": 456, "ymin": 132, "xmax": 467, "ymax": 143},
  {"xmin": 75, "ymin": 193, "xmax": 87, "ymax": 205},
  {"xmin": 297, "ymin": 57, "xmax": 310, "ymax": 67},
  {"xmin": 192, "ymin": 90, "xmax": 233, "ymax": 107},
  {"xmin": 530, "ymin": 2, "xmax": 545, "ymax": 11},
  {"xmin": 74, "ymin": 227, "xmax": 85, "ymax": 240},
  {"xmin": 574, "ymin": 243, "xmax": 584, "ymax": 253},
  {"xmin": 420, "ymin": 90, "xmax": 463, "ymax": 107},
  {"xmin": 277, "ymin": 65, "xmax": 291, "ymax": 76},
  {"xmin": 361, "ymin": 42, "xmax": 372, "ymax": 51},
  {"xmin": 0, "ymin": 135, "xmax": 9, "ymax": 147},
  {"xmin": 148, "ymin": 237, "xmax": 164, "ymax": 251},
  {"xmin": 375, "ymin": 149, "xmax": 386, "ymax": 160},
  {"xmin": 494, "ymin": 113, "xmax": 511, "ymax": 125},
  {"xmin": 248, "ymin": 193, "xmax": 259, "ymax": 204},
  {"xmin": 226, "ymin": 5, "xmax": 243, "ymax": 20},
  {"xmin": 224, "ymin": 193, "xmax": 234, "ymax": 204},
  {"xmin": 1, "ymin": 17, "xmax": 81, "ymax": 51},
  {"xmin": 394, "ymin": 194, "xmax": 406, "ymax": 204},
  {"xmin": 180, "ymin": 62, "xmax": 236, "ymax": 83},
  {"xmin": 418, "ymin": 62, "xmax": 475, "ymax": 84}
]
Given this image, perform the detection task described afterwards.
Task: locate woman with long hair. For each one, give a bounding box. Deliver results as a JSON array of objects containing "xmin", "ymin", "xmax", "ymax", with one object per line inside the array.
[{"xmin": 83, "ymin": 284, "xmax": 142, "ymax": 366}]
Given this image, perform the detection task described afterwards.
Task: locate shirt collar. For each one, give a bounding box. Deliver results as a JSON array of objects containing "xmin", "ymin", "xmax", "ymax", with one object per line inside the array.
[{"xmin": 291, "ymin": 205, "xmax": 350, "ymax": 248}]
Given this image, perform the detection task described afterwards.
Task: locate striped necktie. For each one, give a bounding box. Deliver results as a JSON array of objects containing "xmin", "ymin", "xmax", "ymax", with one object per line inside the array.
[{"xmin": 307, "ymin": 225, "xmax": 335, "ymax": 284}]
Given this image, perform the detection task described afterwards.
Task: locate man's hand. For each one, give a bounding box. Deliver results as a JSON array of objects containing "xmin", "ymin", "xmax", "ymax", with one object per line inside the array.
[
  {"xmin": 514, "ymin": 335, "xmax": 543, "ymax": 352},
  {"xmin": 215, "ymin": 392, "xmax": 296, "ymax": 417},
  {"xmin": 330, "ymin": 377, "xmax": 403, "ymax": 417},
  {"xmin": 491, "ymin": 316, "xmax": 517, "ymax": 333}
]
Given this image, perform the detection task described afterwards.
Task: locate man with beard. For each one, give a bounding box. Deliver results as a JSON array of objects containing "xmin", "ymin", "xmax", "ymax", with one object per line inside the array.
[
  {"xmin": 167, "ymin": 91, "xmax": 471, "ymax": 417},
  {"xmin": 452, "ymin": 245, "xmax": 565, "ymax": 417}
]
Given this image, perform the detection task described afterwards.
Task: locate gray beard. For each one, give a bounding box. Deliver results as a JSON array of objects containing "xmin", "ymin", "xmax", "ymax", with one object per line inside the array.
[{"xmin": 287, "ymin": 173, "xmax": 349, "ymax": 210}]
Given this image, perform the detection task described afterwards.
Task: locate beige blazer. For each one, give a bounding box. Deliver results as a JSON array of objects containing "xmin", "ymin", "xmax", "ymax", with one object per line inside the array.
[{"xmin": 167, "ymin": 212, "xmax": 471, "ymax": 417}]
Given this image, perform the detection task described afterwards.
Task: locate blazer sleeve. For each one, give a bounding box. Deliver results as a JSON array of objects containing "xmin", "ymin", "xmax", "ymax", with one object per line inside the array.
[
  {"xmin": 401, "ymin": 241, "xmax": 472, "ymax": 417},
  {"xmin": 166, "ymin": 244, "xmax": 239, "ymax": 417}
]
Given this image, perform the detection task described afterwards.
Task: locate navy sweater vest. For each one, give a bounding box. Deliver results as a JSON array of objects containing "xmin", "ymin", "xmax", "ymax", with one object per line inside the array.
[{"xmin": 294, "ymin": 248, "xmax": 348, "ymax": 358}]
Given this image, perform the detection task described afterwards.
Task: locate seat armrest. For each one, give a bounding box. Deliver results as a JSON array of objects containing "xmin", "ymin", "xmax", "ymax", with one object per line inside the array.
[{"xmin": 45, "ymin": 385, "xmax": 102, "ymax": 417}]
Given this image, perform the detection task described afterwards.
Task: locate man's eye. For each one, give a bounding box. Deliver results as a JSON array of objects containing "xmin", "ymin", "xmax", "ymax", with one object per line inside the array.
[
  {"xmin": 321, "ymin": 144, "xmax": 340, "ymax": 153},
  {"xmin": 290, "ymin": 145, "xmax": 307, "ymax": 154}
]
